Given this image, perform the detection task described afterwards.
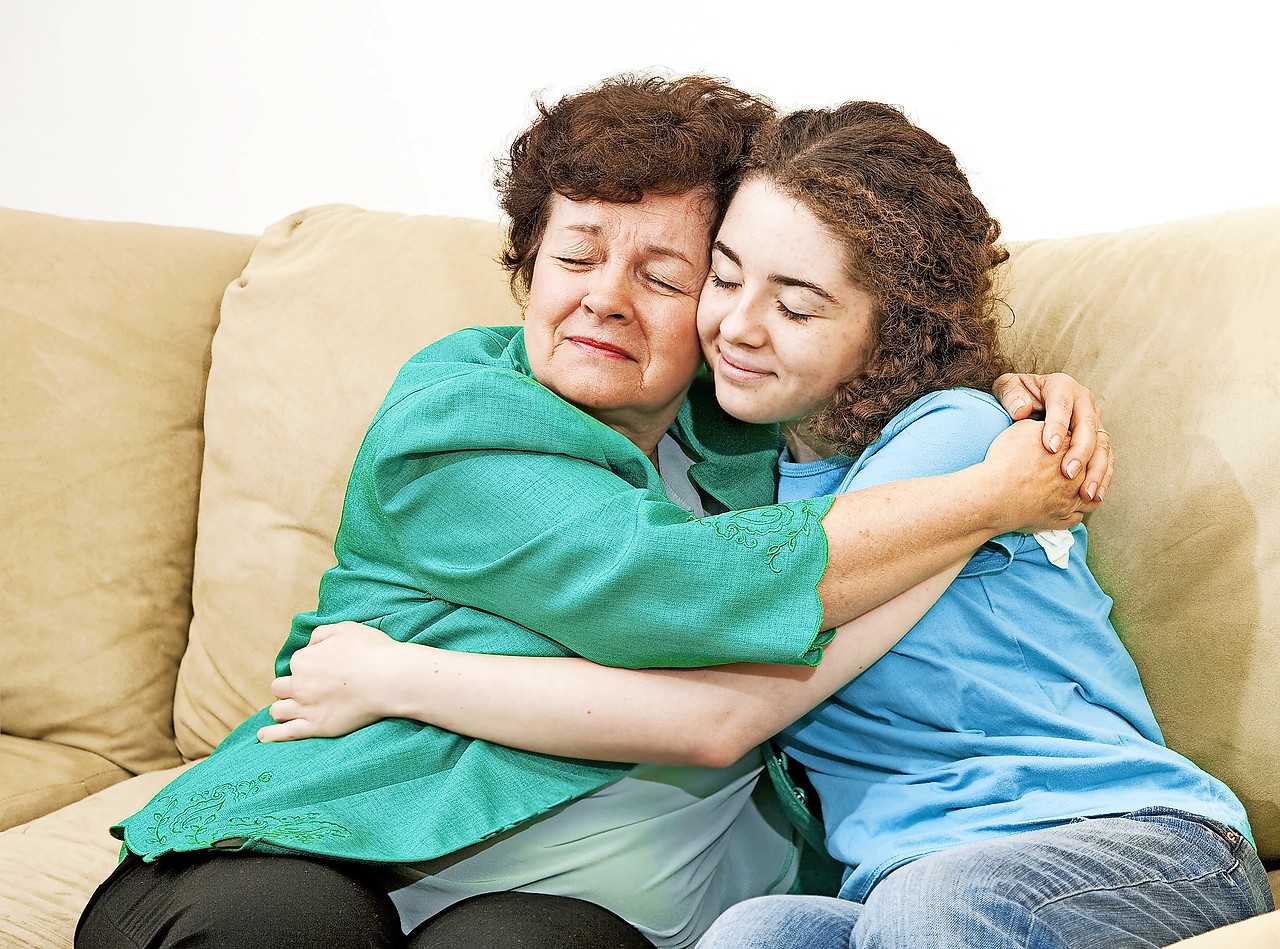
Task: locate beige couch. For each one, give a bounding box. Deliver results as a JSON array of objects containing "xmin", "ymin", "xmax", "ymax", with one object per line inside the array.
[{"xmin": 2, "ymin": 202, "xmax": 1277, "ymax": 947}]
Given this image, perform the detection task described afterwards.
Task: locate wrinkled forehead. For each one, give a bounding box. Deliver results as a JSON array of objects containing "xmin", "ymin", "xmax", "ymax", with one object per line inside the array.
[{"xmin": 541, "ymin": 190, "xmax": 717, "ymax": 261}]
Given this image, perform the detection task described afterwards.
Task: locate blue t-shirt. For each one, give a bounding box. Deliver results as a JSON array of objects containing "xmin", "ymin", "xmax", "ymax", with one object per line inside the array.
[{"xmin": 777, "ymin": 388, "xmax": 1252, "ymax": 903}]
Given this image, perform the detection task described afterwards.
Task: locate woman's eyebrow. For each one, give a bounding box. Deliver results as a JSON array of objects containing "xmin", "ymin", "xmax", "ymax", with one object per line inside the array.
[
  {"xmin": 561, "ymin": 224, "xmax": 603, "ymax": 241},
  {"xmin": 712, "ymin": 240, "xmax": 740, "ymax": 266},
  {"xmin": 647, "ymin": 246, "xmax": 697, "ymax": 267},
  {"xmin": 561, "ymin": 224, "xmax": 695, "ymax": 267},
  {"xmin": 771, "ymin": 274, "xmax": 837, "ymax": 304},
  {"xmin": 713, "ymin": 239, "xmax": 837, "ymax": 303}
]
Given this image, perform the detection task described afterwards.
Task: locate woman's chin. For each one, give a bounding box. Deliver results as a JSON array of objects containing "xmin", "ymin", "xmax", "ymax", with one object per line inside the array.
[{"xmin": 715, "ymin": 394, "xmax": 782, "ymax": 426}]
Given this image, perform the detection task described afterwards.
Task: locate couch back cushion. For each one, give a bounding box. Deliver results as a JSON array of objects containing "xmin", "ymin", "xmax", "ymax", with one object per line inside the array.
[
  {"xmin": 0, "ymin": 207, "xmax": 254, "ymax": 774},
  {"xmin": 1002, "ymin": 206, "xmax": 1280, "ymax": 862},
  {"xmin": 174, "ymin": 205, "xmax": 519, "ymax": 758}
]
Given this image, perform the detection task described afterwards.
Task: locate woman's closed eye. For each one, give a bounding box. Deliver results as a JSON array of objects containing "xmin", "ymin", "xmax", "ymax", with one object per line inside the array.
[
  {"xmin": 554, "ymin": 256, "xmax": 596, "ymax": 269},
  {"xmin": 777, "ymin": 301, "xmax": 813, "ymax": 323},
  {"xmin": 708, "ymin": 271, "xmax": 738, "ymax": 290},
  {"xmin": 646, "ymin": 272, "xmax": 686, "ymax": 294}
]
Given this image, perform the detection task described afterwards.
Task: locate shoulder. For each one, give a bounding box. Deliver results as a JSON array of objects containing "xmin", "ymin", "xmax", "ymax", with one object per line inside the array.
[
  {"xmin": 885, "ymin": 388, "xmax": 1009, "ymax": 437},
  {"xmin": 375, "ymin": 326, "xmax": 536, "ymax": 422},
  {"xmin": 363, "ymin": 326, "xmax": 651, "ymax": 482},
  {"xmin": 842, "ymin": 388, "xmax": 1011, "ymax": 488},
  {"xmin": 395, "ymin": 325, "xmax": 527, "ymax": 385}
]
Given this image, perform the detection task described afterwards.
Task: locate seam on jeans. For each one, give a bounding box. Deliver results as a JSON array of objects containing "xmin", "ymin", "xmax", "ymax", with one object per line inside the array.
[
  {"xmin": 1027, "ymin": 857, "xmax": 1244, "ymax": 916},
  {"xmin": 1029, "ymin": 809, "xmax": 1251, "ymax": 914},
  {"xmin": 845, "ymin": 849, "xmax": 938, "ymax": 903},
  {"xmin": 1123, "ymin": 807, "xmax": 1247, "ymax": 855}
]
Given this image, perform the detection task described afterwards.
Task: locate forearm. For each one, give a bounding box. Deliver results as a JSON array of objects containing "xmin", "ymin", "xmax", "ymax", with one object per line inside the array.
[
  {"xmin": 817, "ymin": 423, "xmax": 1086, "ymax": 627},
  {"xmin": 384, "ymin": 562, "xmax": 962, "ymax": 767},
  {"xmin": 817, "ymin": 466, "xmax": 1000, "ymax": 627},
  {"xmin": 385, "ymin": 648, "xmax": 747, "ymax": 765}
]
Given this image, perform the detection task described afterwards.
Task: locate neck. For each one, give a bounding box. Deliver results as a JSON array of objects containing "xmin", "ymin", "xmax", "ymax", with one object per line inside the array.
[
  {"xmin": 598, "ymin": 408, "xmax": 681, "ymax": 469},
  {"xmin": 782, "ymin": 420, "xmax": 840, "ymax": 463},
  {"xmin": 593, "ymin": 385, "xmax": 692, "ymax": 469}
]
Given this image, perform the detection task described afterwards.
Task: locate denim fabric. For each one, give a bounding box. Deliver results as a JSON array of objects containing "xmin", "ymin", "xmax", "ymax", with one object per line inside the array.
[{"xmin": 696, "ymin": 808, "xmax": 1273, "ymax": 948}]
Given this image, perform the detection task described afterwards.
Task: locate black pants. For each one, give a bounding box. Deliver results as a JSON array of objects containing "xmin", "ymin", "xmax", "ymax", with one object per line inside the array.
[{"xmin": 76, "ymin": 852, "xmax": 653, "ymax": 948}]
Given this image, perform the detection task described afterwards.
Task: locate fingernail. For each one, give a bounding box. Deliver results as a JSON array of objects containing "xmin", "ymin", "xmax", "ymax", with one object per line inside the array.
[
  {"xmin": 1049, "ymin": 435, "xmax": 1062, "ymax": 453},
  {"xmin": 1010, "ymin": 399, "xmax": 1026, "ymax": 414},
  {"xmin": 1065, "ymin": 460, "xmax": 1080, "ymax": 478},
  {"xmin": 1097, "ymin": 484, "xmax": 1106, "ymax": 501},
  {"xmin": 1086, "ymin": 482, "xmax": 1097, "ymax": 500}
]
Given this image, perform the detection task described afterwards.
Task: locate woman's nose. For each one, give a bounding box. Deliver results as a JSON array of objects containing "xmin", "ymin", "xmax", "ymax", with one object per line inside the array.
[
  {"xmin": 717, "ymin": 297, "xmax": 766, "ymax": 346},
  {"xmin": 582, "ymin": 263, "xmax": 634, "ymax": 322}
]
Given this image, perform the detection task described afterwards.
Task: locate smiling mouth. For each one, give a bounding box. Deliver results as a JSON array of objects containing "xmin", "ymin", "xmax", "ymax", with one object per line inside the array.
[
  {"xmin": 569, "ymin": 337, "xmax": 634, "ymax": 361},
  {"xmin": 717, "ymin": 349, "xmax": 772, "ymax": 379}
]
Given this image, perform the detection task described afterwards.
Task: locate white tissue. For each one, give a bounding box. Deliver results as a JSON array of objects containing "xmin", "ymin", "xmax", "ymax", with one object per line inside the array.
[{"xmin": 1032, "ymin": 529, "xmax": 1074, "ymax": 569}]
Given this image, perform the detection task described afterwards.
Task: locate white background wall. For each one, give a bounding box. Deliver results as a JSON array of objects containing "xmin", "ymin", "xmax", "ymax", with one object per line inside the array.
[{"xmin": 2, "ymin": 1, "xmax": 1276, "ymax": 242}]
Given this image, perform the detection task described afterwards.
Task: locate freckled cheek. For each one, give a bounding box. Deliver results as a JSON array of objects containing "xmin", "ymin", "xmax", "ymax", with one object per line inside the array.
[{"xmin": 696, "ymin": 318, "xmax": 723, "ymax": 361}]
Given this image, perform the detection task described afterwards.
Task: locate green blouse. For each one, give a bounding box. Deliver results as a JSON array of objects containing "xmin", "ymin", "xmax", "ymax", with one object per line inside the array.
[{"xmin": 115, "ymin": 326, "xmax": 833, "ymax": 864}]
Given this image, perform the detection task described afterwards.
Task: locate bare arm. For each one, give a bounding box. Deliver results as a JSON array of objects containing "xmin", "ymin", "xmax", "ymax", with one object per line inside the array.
[
  {"xmin": 814, "ymin": 418, "xmax": 1090, "ymax": 627},
  {"xmin": 259, "ymin": 559, "xmax": 965, "ymax": 765}
]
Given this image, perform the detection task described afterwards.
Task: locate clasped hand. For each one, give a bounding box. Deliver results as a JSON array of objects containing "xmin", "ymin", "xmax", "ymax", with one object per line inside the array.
[
  {"xmin": 257, "ymin": 621, "xmax": 400, "ymax": 743},
  {"xmin": 993, "ymin": 370, "xmax": 1114, "ymax": 503}
]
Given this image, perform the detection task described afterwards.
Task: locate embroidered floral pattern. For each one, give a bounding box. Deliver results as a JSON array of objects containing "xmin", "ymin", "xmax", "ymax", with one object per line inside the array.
[
  {"xmin": 144, "ymin": 772, "xmax": 351, "ymax": 849},
  {"xmin": 699, "ymin": 498, "xmax": 824, "ymax": 573},
  {"xmin": 223, "ymin": 814, "xmax": 354, "ymax": 844}
]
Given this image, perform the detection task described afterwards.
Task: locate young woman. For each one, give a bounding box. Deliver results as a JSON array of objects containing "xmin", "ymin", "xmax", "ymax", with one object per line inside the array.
[{"xmin": 269, "ymin": 103, "xmax": 1272, "ymax": 948}]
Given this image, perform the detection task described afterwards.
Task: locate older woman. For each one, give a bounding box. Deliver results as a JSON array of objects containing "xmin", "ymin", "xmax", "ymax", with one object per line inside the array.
[{"xmin": 77, "ymin": 76, "xmax": 1106, "ymax": 949}]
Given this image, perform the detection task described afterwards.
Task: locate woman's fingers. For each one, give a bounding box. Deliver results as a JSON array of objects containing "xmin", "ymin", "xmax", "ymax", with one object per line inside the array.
[{"xmin": 257, "ymin": 717, "xmax": 314, "ymax": 743}]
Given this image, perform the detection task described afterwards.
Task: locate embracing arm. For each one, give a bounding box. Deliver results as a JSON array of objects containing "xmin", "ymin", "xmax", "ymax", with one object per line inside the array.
[
  {"xmin": 815, "ymin": 416, "xmax": 1090, "ymax": 623},
  {"xmin": 827, "ymin": 371, "xmax": 1114, "ymax": 621},
  {"xmin": 342, "ymin": 346, "xmax": 1108, "ymax": 674},
  {"xmin": 260, "ymin": 395, "xmax": 1107, "ymax": 750},
  {"xmin": 259, "ymin": 558, "xmax": 965, "ymax": 762}
]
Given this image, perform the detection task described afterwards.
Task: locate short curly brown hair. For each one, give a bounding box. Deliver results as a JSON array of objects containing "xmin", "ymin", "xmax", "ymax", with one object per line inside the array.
[
  {"xmin": 496, "ymin": 73, "xmax": 775, "ymax": 301},
  {"xmin": 744, "ymin": 101, "xmax": 1013, "ymax": 453}
]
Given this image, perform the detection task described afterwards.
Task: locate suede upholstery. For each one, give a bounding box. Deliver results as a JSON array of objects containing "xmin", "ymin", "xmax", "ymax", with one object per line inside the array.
[
  {"xmin": 0, "ymin": 208, "xmax": 255, "ymax": 820},
  {"xmin": 173, "ymin": 205, "xmax": 519, "ymax": 758},
  {"xmin": 1, "ymin": 202, "xmax": 1276, "ymax": 946}
]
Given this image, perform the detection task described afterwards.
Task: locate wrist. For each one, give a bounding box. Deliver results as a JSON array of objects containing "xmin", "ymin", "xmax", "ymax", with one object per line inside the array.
[
  {"xmin": 966, "ymin": 460, "xmax": 1018, "ymax": 537},
  {"xmin": 378, "ymin": 641, "xmax": 420, "ymax": 721}
]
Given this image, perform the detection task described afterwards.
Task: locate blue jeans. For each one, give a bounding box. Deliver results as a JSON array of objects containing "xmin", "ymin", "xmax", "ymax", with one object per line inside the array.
[{"xmin": 696, "ymin": 808, "xmax": 1273, "ymax": 948}]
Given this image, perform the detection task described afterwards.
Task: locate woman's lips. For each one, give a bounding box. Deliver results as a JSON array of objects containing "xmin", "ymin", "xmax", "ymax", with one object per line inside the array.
[
  {"xmin": 569, "ymin": 337, "xmax": 634, "ymax": 360},
  {"xmin": 717, "ymin": 349, "xmax": 772, "ymax": 380}
]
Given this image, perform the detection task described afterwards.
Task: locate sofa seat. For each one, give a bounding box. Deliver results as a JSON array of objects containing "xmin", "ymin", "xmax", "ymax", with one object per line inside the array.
[
  {"xmin": 0, "ymin": 736, "xmax": 130, "ymax": 830},
  {"xmin": 0, "ymin": 765, "xmax": 193, "ymax": 946}
]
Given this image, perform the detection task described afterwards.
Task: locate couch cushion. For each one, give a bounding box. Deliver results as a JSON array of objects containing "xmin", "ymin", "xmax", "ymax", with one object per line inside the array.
[
  {"xmin": 0, "ymin": 208, "xmax": 256, "ymax": 779},
  {"xmin": 0, "ymin": 764, "xmax": 195, "ymax": 949},
  {"xmin": 174, "ymin": 205, "xmax": 519, "ymax": 758},
  {"xmin": 0, "ymin": 735, "xmax": 129, "ymax": 831},
  {"xmin": 1002, "ymin": 206, "xmax": 1280, "ymax": 863}
]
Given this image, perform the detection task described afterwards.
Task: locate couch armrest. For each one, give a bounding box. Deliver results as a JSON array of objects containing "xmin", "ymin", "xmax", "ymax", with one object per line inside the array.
[{"xmin": 1166, "ymin": 906, "xmax": 1280, "ymax": 947}]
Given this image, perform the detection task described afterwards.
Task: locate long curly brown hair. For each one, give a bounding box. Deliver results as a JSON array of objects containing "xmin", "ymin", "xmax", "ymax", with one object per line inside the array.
[
  {"xmin": 744, "ymin": 101, "xmax": 1013, "ymax": 453},
  {"xmin": 495, "ymin": 73, "xmax": 775, "ymax": 302}
]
